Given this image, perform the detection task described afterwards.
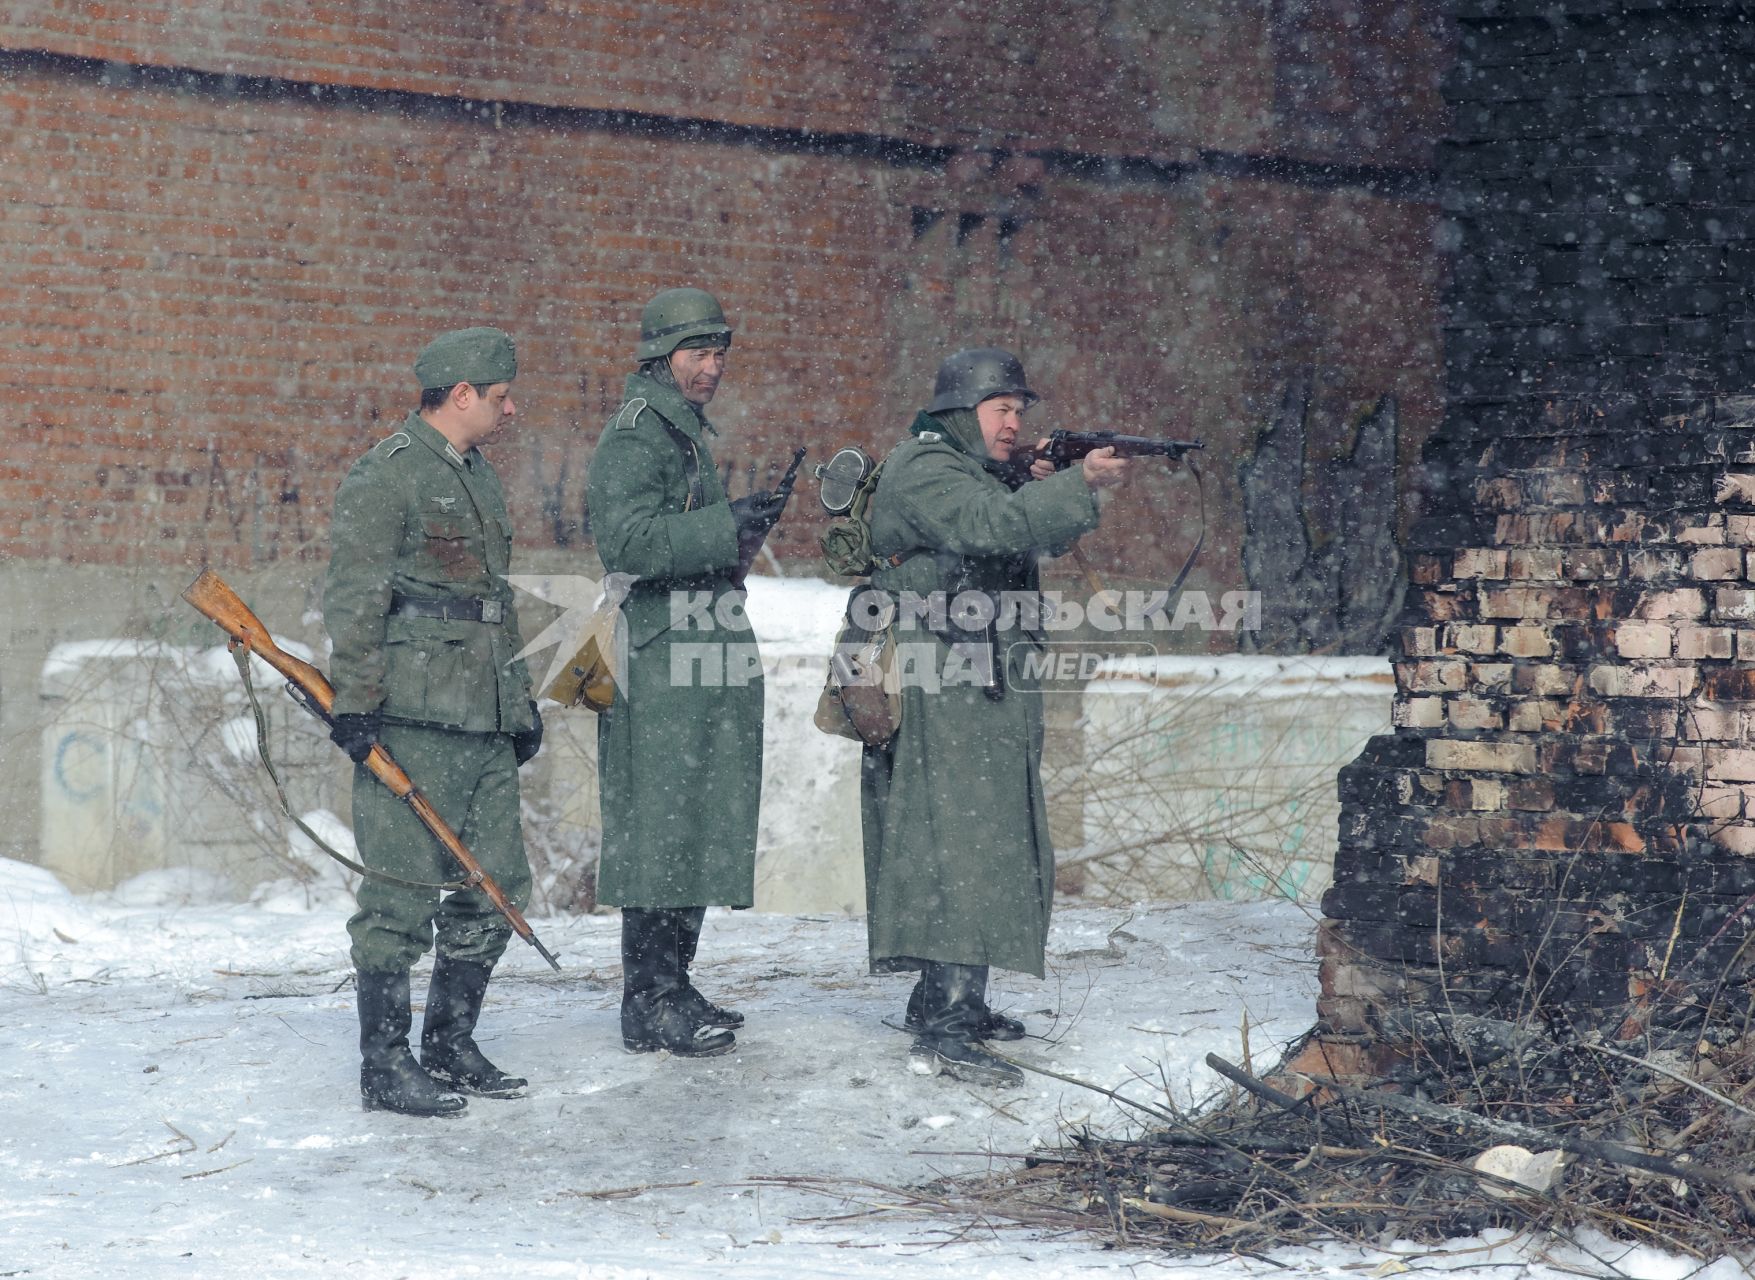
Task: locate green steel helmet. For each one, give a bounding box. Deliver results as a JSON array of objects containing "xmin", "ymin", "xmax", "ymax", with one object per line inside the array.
[
  {"xmin": 636, "ymin": 287, "xmax": 734, "ymax": 361},
  {"xmin": 925, "ymin": 347, "xmax": 1041, "ymax": 414}
]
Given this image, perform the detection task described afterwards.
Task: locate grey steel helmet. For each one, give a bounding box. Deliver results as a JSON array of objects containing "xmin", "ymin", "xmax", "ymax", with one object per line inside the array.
[
  {"xmin": 636, "ymin": 287, "xmax": 733, "ymax": 361},
  {"xmin": 925, "ymin": 347, "xmax": 1041, "ymax": 414}
]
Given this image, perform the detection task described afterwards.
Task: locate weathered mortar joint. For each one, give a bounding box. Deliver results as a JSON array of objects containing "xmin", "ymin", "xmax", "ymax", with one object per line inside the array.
[{"xmin": 1330, "ymin": 376, "xmax": 1755, "ymax": 1040}]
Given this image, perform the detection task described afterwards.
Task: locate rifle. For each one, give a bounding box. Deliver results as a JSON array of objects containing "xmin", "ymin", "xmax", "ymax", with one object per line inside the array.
[
  {"xmin": 181, "ymin": 570, "xmax": 562, "ymax": 972},
  {"xmin": 1015, "ymin": 429, "xmax": 1204, "ymax": 472},
  {"xmin": 731, "ymin": 446, "xmax": 807, "ymax": 587}
]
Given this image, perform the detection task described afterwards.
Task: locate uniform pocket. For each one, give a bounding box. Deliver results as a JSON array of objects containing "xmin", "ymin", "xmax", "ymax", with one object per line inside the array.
[
  {"xmin": 419, "ymin": 514, "xmax": 480, "ymax": 580},
  {"xmin": 383, "ymin": 635, "xmax": 472, "ymax": 727}
]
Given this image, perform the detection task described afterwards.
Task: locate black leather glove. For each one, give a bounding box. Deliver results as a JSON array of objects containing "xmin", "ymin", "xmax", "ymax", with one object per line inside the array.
[
  {"xmin": 329, "ymin": 710, "xmax": 382, "ymax": 764},
  {"xmin": 729, "ymin": 489, "xmax": 786, "ymax": 535},
  {"xmin": 512, "ymin": 701, "xmax": 543, "ymax": 766},
  {"xmin": 729, "ymin": 490, "xmax": 786, "ymax": 563}
]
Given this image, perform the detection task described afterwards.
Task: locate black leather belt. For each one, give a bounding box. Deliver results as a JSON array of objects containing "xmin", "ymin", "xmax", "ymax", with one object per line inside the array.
[{"xmin": 391, "ymin": 593, "xmax": 505, "ymax": 624}]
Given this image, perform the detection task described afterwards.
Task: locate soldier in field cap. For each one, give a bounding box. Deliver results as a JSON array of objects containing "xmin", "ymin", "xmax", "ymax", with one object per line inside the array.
[{"xmin": 322, "ymin": 325, "xmax": 543, "ymax": 1117}]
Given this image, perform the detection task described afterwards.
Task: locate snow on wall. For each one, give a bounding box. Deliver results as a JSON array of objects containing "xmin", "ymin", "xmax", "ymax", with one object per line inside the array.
[{"xmin": 34, "ymin": 581, "xmax": 1392, "ymax": 910}]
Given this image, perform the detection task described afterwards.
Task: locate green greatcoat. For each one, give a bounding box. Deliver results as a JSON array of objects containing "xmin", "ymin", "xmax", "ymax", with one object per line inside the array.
[
  {"xmin": 586, "ymin": 372, "xmax": 764, "ymax": 908},
  {"xmin": 860, "ymin": 412, "xmax": 1100, "ymax": 978},
  {"xmin": 323, "ymin": 411, "xmax": 536, "ymax": 973}
]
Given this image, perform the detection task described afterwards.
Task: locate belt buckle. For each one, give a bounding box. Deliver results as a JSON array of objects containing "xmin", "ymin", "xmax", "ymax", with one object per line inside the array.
[{"xmin": 480, "ymin": 599, "xmax": 504, "ymax": 624}]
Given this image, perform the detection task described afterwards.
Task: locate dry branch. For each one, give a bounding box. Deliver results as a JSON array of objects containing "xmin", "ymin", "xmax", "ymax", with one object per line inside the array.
[{"xmin": 938, "ymin": 1006, "xmax": 1755, "ymax": 1262}]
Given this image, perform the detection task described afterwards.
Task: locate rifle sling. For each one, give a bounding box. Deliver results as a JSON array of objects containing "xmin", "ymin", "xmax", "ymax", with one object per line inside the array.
[
  {"xmin": 1065, "ymin": 451, "xmax": 1204, "ymax": 606},
  {"xmin": 1067, "ymin": 544, "xmax": 1107, "ymax": 596},
  {"xmin": 1165, "ymin": 452, "xmax": 1206, "ymax": 602},
  {"xmin": 229, "ymin": 645, "xmax": 469, "ymax": 894},
  {"xmin": 656, "ymin": 417, "xmax": 703, "ymax": 511}
]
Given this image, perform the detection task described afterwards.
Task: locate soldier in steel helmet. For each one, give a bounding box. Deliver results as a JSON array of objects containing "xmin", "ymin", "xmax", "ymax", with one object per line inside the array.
[
  {"xmin": 585, "ymin": 288, "xmax": 780, "ymax": 1057},
  {"xmin": 859, "ymin": 347, "xmax": 1128, "ymax": 1087},
  {"xmin": 323, "ymin": 326, "xmax": 543, "ymax": 1117}
]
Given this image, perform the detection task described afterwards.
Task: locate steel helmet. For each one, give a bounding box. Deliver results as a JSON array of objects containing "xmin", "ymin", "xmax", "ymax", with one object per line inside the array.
[
  {"xmin": 636, "ymin": 287, "xmax": 734, "ymax": 361},
  {"xmin": 925, "ymin": 347, "xmax": 1040, "ymax": 414}
]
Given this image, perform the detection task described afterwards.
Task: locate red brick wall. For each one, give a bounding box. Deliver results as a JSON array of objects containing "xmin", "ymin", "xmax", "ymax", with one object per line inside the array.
[
  {"xmin": 0, "ymin": 59, "xmax": 904, "ymax": 567},
  {"xmin": 0, "ymin": 1, "xmax": 1441, "ymax": 160},
  {"xmin": 0, "ymin": 2, "xmax": 893, "ymax": 137},
  {"xmin": 0, "ymin": 4, "xmax": 1447, "ymax": 599}
]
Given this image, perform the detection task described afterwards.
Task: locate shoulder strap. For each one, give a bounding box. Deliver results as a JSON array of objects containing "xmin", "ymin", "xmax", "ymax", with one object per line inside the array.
[
  {"xmin": 655, "ymin": 418, "xmax": 704, "ymax": 512},
  {"xmin": 849, "ymin": 457, "xmax": 884, "ymax": 522},
  {"xmin": 860, "ymin": 457, "xmax": 927, "ymax": 570}
]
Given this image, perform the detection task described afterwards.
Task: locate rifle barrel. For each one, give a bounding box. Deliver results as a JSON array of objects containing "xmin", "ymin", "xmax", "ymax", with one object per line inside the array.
[{"xmin": 775, "ymin": 446, "xmax": 808, "ymax": 499}]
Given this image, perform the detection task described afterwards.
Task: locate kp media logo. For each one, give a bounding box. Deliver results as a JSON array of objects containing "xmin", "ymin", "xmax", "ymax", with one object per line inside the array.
[{"xmin": 507, "ymin": 572, "xmax": 632, "ymax": 699}]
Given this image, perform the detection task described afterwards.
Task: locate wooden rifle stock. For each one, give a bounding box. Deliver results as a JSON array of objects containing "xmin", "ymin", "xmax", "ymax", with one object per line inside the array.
[{"xmin": 181, "ymin": 570, "xmax": 561, "ymax": 971}]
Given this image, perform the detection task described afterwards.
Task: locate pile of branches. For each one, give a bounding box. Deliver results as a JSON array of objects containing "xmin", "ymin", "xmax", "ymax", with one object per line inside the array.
[{"xmin": 974, "ymin": 1008, "xmax": 1755, "ymax": 1260}]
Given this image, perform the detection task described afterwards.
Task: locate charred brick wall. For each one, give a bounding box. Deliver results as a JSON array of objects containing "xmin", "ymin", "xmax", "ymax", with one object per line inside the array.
[
  {"xmin": 1320, "ymin": 2, "xmax": 1755, "ymax": 1042},
  {"xmin": 0, "ymin": 3, "xmax": 1445, "ymax": 590}
]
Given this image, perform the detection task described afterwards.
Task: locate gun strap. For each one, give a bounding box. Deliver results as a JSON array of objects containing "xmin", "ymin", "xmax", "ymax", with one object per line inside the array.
[
  {"xmin": 1067, "ymin": 544, "xmax": 1107, "ymax": 595},
  {"xmin": 230, "ymin": 645, "xmax": 469, "ymax": 894},
  {"xmin": 656, "ymin": 416, "xmax": 703, "ymax": 511},
  {"xmin": 1164, "ymin": 452, "xmax": 1206, "ymax": 602},
  {"xmin": 1064, "ymin": 452, "xmax": 1203, "ymax": 604}
]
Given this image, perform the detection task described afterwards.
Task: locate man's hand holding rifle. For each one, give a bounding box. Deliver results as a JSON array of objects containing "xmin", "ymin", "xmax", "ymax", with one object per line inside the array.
[{"xmin": 729, "ymin": 445, "xmax": 808, "ymax": 587}]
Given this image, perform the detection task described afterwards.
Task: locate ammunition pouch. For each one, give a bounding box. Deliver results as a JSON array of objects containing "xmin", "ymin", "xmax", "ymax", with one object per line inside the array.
[{"xmin": 820, "ymin": 518, "xmax": 874, "ymax": 579}]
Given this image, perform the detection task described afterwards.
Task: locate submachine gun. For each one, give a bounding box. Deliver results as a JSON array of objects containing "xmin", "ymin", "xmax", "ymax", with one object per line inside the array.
[{"xmin": 1012, "ymin": 429, "xmax": 1203, "ymax": 476}]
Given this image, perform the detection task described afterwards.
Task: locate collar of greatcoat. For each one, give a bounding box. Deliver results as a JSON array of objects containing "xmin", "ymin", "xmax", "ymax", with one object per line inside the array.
[
  {"xmin": 624, "ymin": 372, "xmax": 717, "ymax": 443},
  {"xmin": 911, "ymin": 408, "xmax": 1017, "ymax": 481}
]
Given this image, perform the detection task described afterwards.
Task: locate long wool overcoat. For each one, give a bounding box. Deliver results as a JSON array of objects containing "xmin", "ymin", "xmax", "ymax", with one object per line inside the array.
[
  {"xmin": 586, "ymin": 372, "xmax": 764, "ymax": 908},
  {"xmin": 860, "ymin": 412, "xmax": 1100, "ymax": 977}
]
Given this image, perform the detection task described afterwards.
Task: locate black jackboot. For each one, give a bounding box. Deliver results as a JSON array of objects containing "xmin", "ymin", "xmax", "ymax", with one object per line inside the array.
[
  {"xmin": 620, "ymin": 908, "xmax": 736, "ymax": 1057},
  {"xmin": 910, "ymin": 963, "xmax": 1024, "ymax": 1087},
  {"xmin": 673, "ymin": 907, "xmax": 744, "ymax": 1030},
  {"xmin": 904, "ymin": 970, "xmax": 1025, "ymax": 1041},
  {"xmin": 356, "ymin": 969, "xmax": 466, "ymax": 1117},
  {"xmin": 420, "ymin": 955, "xmax": 528, "ymax": 1099}
]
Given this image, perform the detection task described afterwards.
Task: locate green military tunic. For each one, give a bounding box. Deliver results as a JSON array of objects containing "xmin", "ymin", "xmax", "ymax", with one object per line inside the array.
[
  {"xmin": 586, "ymin": 372, "xmax": 764, "ymax": 908},
  {"xmin": 324, "ymin": 412, "xmax": 535, "ymax": 973},
  {"xmin": 860, "ymin": 412, "xmax": 1100, "ymax": 978}
]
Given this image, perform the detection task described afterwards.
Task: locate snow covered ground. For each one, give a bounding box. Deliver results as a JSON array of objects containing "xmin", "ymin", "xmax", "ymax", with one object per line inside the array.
[{"xmin": 0, "ymin": 860, "xmax": 1743, "ymax": 1280}]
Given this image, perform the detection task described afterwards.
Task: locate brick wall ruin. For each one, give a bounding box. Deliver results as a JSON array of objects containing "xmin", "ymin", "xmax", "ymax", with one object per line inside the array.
[{"xmin": 1320, "ymin": 2, "xmax": 1755, "ymax": 1049}]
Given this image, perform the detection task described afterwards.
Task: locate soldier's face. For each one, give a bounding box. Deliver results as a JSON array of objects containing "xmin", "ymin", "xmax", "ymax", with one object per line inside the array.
[
  {"xmin": 670, "ymin": 346, "xmax": 727, "ymax": 406},
  {"xmin": 464, "ymin": 382, "xmax": 516, "ymax": 445},
  {"xmin": 977, "ymin": 395, "xmax": 1029, "ymax": 461}
]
